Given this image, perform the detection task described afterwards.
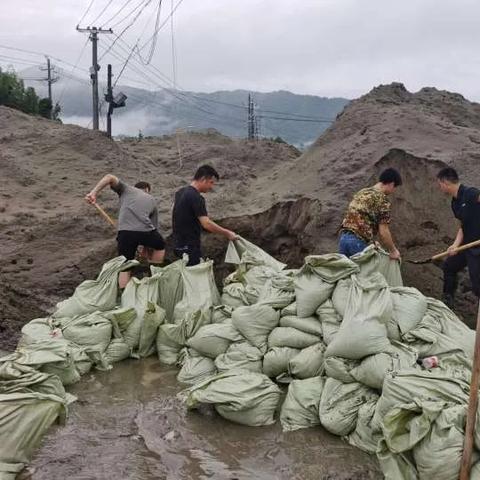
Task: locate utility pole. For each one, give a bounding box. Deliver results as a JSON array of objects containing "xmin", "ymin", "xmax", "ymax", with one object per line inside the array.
[
  {"xmin": 39, "ymin": 56, "xmax": 59, "ymax": 117},
  {"xmin": 104, "ymin": 64, "xmax": 127, "ymax": 138},
  {"xmin": 247, "ymin": 93, "xmax": 258, "ymax": 140},
  {"xmin": 76, "ymin": 26, "xmax": 113, "ymax": 130}
]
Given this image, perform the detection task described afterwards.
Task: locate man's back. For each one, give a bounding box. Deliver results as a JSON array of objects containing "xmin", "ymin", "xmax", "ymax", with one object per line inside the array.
[{"xmin": 172, "ymin": 185, "xmax": 207, "ymax": 248}]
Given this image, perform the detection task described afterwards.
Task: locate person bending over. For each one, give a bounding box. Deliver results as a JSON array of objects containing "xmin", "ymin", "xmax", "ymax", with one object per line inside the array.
[{"xmin": 85, "ymin": 174, "xmax": 165, "ymax": 288}]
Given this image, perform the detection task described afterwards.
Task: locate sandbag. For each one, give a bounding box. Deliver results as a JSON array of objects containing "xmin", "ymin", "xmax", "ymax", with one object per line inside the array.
[
  {"xmin": 257, "ymin": 275, "xmax": 296, "ymax": 309},
  {"xmin": 263, "ymin": 347, "xmax": 300, "ymax": 378},
  {"xmin": 232, "ymin": 304, "xmax": 280, "ymax": 353},
  {"xmin": 184, "ymin": 370, "xmax": 282, "ymax": 426},
  {"xmin": 289, "ymin": 343, "xmax": 326, "ymax": 379},
  {"xmin": 225, "ymin": 237, "xmax": 286, "ymax": 271},
  {"xmin": 280, "ymin": 377, "xmax": 324, "ymax": 432},
  {"xmin": 137, "ymin": 303, "xmax": 166, "ymax": 357},
  {"xmin": 281, "ymin": 301, "xmax": 297, "ymax": 317},
  {"xmin": 156, "ymin": 323, "xmax": 183, "ymax": 365},
  {"xmin": 279, "ymin": 315, "xmax": 322, "ymax": 337},
  {"xmin": 58, "ymin": 311, "xmax": 113, "ymax": 354},
  {"xmin": 186, "ymin": 321, "xmax": 242, "ymax": 359},
  {"xmin": 351, "ymin": 245, "xmax": 403, "ymax": 287},
  {"xmin": 0, "ymin": 362, "xmax": 71, "ymax": 477},
  {"xmin": 303, "ymin": 254, "xmax": 360, "ymax": 282},
  {"xmin": 319, "ymin": 377, "xmax": 377, "ymax": 436},
  {"xmin": 316, "ymin": 300, "xmax": 342, "ymax": 345},
  {"xmin": 173, "ymin": 261, "xmax": 221, "ymax": 323},
  {"xmin": 211, "ymin": 305, "xmax": 233, "ymax": 324},
  {"xmin": 268, "ymin": 327, "xmax": 320, "ymax": 349},
  {"xmin": 388, "ymin": 287, "xmax": 427, "ymax": 339},
  {"xmin": 54, "ymin": 256, "xmax": 137, "ymax": 318},
  {"xmin": 347, "ymin": 399, "xmax": 380, "ymax": 454},
  {"xmin": 121, "ymin": 275, "xmax": 162, "ymax": 349},
  {"xmin": 214, "ymin": 342, "xmax": 263, "ymax": 373},
  {"xmin": 221, "ymin": 282, "xmax": 250, "ymax": 308},
  {"xmin": 331, "ymin": 278, "xmax": 352, "ymax": 317},
  {"xmin": 350, "ymin": 342, "xmax": 418, "ymax": 390},
  {"xmin": 324, "ymin": 356, "xmax": 359, "ymax": 383},
  {"xmin": 295, "ymin": 272, "xmax": 335, "ymax": 318},
  {"xmin": 104, "ymin": 338, "xmax": 131, "ymax": 364},
  {"xmin": 151, "ymin": 260, "xmax": 185, "ymax": 322},
  {"xmin": 326, "ymin": 273, "xmax": 393, "ymax": 360},
  {"xmin": 177, "ymin": 349, "xmax": 216, "ymax": 385}
]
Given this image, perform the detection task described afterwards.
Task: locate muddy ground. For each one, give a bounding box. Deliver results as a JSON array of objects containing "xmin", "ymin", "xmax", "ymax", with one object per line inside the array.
[{"xmin": 29, "ymin": 358, "xmax": 381, "ymax": 480}]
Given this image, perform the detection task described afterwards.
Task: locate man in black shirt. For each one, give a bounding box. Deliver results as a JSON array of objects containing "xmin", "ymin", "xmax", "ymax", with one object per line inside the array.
[
  {"xmin": 172, "ymin": 165, "xmax": 237, "ymax": 266},
  {"xmin": 437, "ymin": 167, "xmax": 480, "ymax": 308}
]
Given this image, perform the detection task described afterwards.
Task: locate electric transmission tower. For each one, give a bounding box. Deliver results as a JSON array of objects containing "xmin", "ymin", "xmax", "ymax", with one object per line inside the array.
[{"xmin": 247, "ymin": 93, "xmax": 258, "ymax": 140}]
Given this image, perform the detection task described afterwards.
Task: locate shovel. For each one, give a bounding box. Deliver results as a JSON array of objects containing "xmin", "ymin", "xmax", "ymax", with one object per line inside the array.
[
  {"xmin": 91, "ymin": 202, "xmax": 116, "ymax": 228},
  {"xmin": 407, "ymin": 238, "xmax": 480, "ymax": 265}
]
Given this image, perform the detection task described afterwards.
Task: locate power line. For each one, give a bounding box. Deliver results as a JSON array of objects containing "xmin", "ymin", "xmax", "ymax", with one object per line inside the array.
[
  {"xmin": 110, "ymin": 0, "xmax": 149, "ymax": 28},
  {"xmin": 78, "ymin": 0, "xmax": 97, "ymax": 26},
  {"xmin": 89, "ymin": 0, "xmax": 116, "ymax": 26},
  {"xmin": 101, "ymin": 0, "xmax": 134, "ymax": 27}
]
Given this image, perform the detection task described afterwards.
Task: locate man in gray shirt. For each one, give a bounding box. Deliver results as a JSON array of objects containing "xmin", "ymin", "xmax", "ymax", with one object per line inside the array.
[{"xmin": 85, "ymin": 174, "xmax": 165, "ymax": 288}]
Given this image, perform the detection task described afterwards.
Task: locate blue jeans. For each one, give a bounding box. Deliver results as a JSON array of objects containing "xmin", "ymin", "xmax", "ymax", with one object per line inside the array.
[{"xmin": 338, "ymin": 231, "xmax": 367, "ymax": 258}]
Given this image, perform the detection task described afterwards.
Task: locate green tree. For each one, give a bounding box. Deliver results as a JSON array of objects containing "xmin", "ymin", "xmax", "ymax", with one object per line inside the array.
[{"xmin": 23, "ymin": 87, "xmax": 39, "ymax": 114}]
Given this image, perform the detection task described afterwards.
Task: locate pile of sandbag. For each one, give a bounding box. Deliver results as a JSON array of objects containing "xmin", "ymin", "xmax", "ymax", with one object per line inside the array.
[{"xmin": 2, "ymin": 238, "xmax": 480, "ymax": 480}]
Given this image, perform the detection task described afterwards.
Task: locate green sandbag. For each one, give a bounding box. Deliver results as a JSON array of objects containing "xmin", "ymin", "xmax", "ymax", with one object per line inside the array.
[
  {"xmin": 347, "ymin": 399, "xmax": 380, "ymax": 454},
  {"xmin": 156, "ymin": 323, "xmax": 183, "ymax": 365},
  {"xmin": 214, "ymin": 342, "xmax": 263, "ymax": 373},
  {"xmin": 211, "ymin": 305, "xmax": 233, "ymax": 323},
  {"xmin": 388, "ymin": 287, "xmax": 427, "ymax": 339},
  {"xmin": 302, "ymin": 254, "xmax": 360, "ymax": 282},
  {"xmin": 326, "ymin": 273, "xmax": 393, "ymax": 360},
  {"xmin": 316, "ymin": 300, "xmax": 342, "ymax": 345},
  {"xmin": 351, "ymin": 245, "xmax": 403, "ymax": 287},
  {"xmin": 221, "ymin": 282, "xmax": 250, "ymax": 308},
  {"xmin": 279, "ymin": 315, "xmax": 322, "ymax": 337},
  {"xmin": 244, "ymin": 265, "xmax": 279, "ymax": 292},
  {"xmin": 268, "ymin": 327, "xmax": 320, "ymax": 349},
  {"xmin": 257, "ymin": 278, "xmax": 296, "ymax": 309},
  {"xmin": 295, "ymin": 272, "xmax": 335, "ymax": 318},
  {"xmin": 58, "ymin": 311, "xmax": 113, "ymax": 354},
  {"xmin": 186, "ymin": 321, "xmax": 242, "ymax": 359},
  {"xmin": 0, "ymin": 362, "xmax": 71, "ymax": 477},
  {"xmin": 319, "ymin": 377, "xmax": 377, "ymax": 436},
  {"xmin": 173, "ymin": 260, "xmax": 221, "ymax": 323},
  {"xmin": 137, "ymin": 303, "xmax": 166, "ymax": 358},
  {"xmin": 289, "ymin": 343, "xmax": 326, "ymax": 379},
  {"xmin": 184, "ymin": 369, "xmax": 282, "ymax": 427},
  {"xmin": 350, "ymin": 342, "xmax": 418, "ymax": 390},
  {"xmin": 280, "ymin": 376, "xmax": 325, "ymax": 432},
  {"xmin": 232, "ymin": 304, "xmax": 280, "ymax": 353},
  {"xmin": 121, "ymin": 275, "xmax": 162, "ymax": 349},
  {"xmin": 151, "ymin": 259, "xmax": 185, "ymax": 322},
  {"xmin": 281, "ymin": 301, "xmax": 297, "ymax": 317},
  {"xmin": 104, "ymin": 338, "xmax": 131, "ymax": 364},
  {"xmin": 54, "ymin": 256, "xmax": 137, "ymax": 318},
  {"xmin": 263, "ymin": 347, "xmax": 300, "ymax": 378},
  {"xmin": 225, "ymin": 237, "xmax": 286, "ymax": 271},
  {"xmin": 177, "ymin": 349, "xmax": 216, "ymax": 385},
  {"xmin": 373, "ymin": 369, "xmax": 469, "ymax": 431},
  {"xmin": 324, "ymin": 356, "xmax": 359, "ymax": 383},
  {"xmin": 19, "ymin": 317, "xmax": 55, "ymax": 345},
  {"xmin": 331, "ymin": 278, "xmax": 352, "ymax": 317}
]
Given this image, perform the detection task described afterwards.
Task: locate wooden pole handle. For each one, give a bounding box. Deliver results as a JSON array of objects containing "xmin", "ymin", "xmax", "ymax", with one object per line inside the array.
[
  {"xmin": 431, "ymin": 238, "xmax": 480, "ymax": 261},
  {"xmin": 93, "ymin": 202, "xmax": 116, "ymax": 228}
]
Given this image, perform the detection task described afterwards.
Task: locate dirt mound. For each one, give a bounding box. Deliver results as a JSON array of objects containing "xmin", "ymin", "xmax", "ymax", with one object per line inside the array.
[{"xmin": 2, "ymin": 82, "xmax": 480, "ymax": 348}]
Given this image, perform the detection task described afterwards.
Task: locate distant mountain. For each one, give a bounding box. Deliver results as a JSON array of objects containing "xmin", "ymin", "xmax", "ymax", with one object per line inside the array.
[{"xmin": 20, "ymin": 66, "xmax": 349, "ymax": 147}]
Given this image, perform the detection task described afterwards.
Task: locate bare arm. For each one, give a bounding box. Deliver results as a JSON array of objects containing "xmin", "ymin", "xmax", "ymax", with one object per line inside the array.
[
  {"xmin": 378, "ymin": 223, "xmax": 400, "ymax": 259},
  {"xmin": 447, "ymin": 227, "xmax": 464, "ymax": 256},
  {"xmin": 199, "ymin": 216, "xmax": 237, "ymax": 241},
  {"xmin": 85, "ymin": 174, "xmax": 119, "ymax": 204}
]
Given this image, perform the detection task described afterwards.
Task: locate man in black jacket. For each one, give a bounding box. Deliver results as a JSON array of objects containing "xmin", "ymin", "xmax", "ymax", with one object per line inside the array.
[
  {"xmin": 437, "ymin": 167, "xmax": 480, "ymax": 308},
  {"xmin": 172, "ymin": 165, "xmax": 237, "ymax": 266}
]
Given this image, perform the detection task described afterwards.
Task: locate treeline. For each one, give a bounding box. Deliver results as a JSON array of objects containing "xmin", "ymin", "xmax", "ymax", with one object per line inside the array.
[{"xmin": 0, "ymin": 68, "xmax": 61, "ymax": 120}]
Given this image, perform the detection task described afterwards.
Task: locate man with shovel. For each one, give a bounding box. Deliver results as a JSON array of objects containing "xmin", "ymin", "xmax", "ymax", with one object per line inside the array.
[
  {"xmin": 85, "ymin": 174, "xmax": 165, "ymax": 288},
  {"xmin": 437, "ymin": 167, "xmax": 480, "ymax": 308}
]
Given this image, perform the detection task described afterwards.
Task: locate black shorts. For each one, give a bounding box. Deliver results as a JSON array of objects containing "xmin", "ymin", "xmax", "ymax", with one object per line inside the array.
[{"xmin": 117, "ymin": 230, "xmax": 165, "ymax": 260}]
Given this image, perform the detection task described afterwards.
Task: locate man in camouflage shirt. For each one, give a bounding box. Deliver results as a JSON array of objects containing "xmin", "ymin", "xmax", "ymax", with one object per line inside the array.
[{"xmin": 339, "ymin": 168, "xmax": 402, "ymax": 259}]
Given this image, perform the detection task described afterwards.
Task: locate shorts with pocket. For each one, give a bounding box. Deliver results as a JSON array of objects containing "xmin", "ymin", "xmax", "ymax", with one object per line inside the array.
[{"xmin": 117, "ymin": 229, "xmax": 165, "ymax": 260}]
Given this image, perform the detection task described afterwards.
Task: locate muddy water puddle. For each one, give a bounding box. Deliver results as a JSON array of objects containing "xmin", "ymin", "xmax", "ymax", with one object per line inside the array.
[{"xmin": 31, "ymin": 358, "xmax": 382, "ymax": 480}]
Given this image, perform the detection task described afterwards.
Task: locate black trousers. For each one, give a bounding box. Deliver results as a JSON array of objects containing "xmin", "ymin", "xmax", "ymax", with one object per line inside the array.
[
  {"xmin": 443, "ymin": 250, "xmax": 480, "ymax": 297},
  {"xmin": 174, "ymin": 245, "xmax": 202, "ymax": 266}
]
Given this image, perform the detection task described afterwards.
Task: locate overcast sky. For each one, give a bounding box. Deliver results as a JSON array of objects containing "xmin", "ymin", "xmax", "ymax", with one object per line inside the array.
[{"xmin": 1, "ymin": 0, "xmax": 480, "ymax": 101}]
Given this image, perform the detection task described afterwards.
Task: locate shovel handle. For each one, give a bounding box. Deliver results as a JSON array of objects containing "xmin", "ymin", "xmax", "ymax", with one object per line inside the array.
[
  {"xmin": 431, "ymin": 238, "xmax": 480, "ymax": 261},
  {"xmin": 92, "ymin": 202, "xmax": 116, "ymax": 228}
]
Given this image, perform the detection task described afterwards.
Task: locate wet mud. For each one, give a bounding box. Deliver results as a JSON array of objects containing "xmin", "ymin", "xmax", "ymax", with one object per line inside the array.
[{"xmin": 30, "ymin": 358, "xmax": 381, "ymax": 480}]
